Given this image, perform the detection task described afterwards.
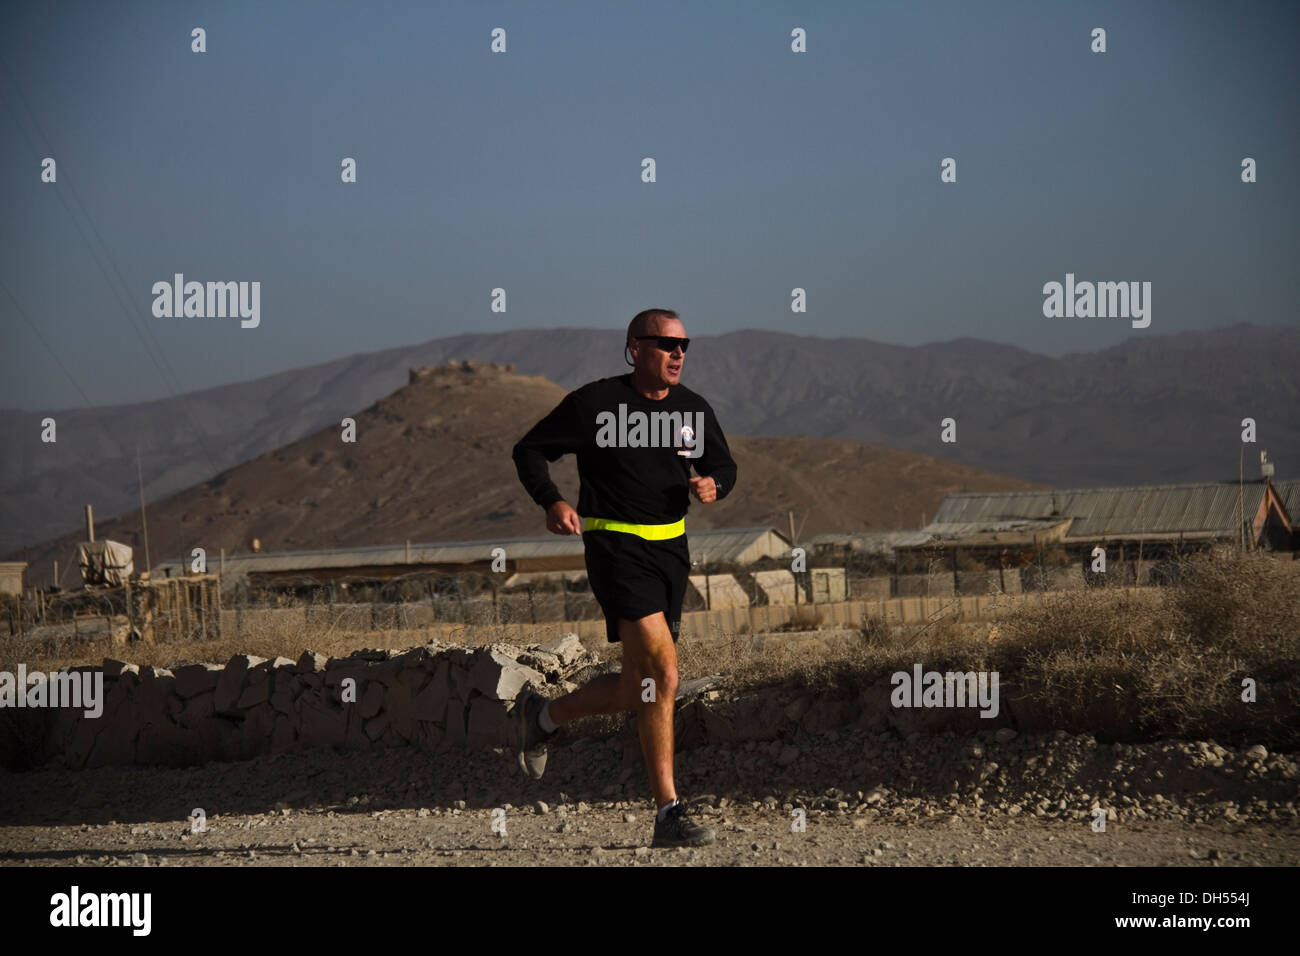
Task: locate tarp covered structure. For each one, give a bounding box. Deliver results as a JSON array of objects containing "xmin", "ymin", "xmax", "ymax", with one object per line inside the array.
[{"xmin": 78, "ymin": 540, "xmax": 134, "ymax": 587}]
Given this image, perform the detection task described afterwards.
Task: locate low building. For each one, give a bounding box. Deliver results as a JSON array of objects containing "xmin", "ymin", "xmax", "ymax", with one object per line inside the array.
[
  {"xmin": 901, "ymin": 478, "xmax": 1298, "ymax": 571},
  {"xmin": 0, "ymin": 562, "xmax": 26, "ymax": 597},
  {"xmin": 152, "ymin": 526, "xmax": 794, "ymax": 594}
]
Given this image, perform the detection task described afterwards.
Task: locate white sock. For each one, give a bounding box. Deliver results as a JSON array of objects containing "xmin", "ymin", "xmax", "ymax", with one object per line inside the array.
[
  {"xmin": 538, "ymin": 701, "xmax": 558, "ymax": 733},
  {"xmin": 656, "ymin": 799, "xmax": 679, "ymax": 823}
]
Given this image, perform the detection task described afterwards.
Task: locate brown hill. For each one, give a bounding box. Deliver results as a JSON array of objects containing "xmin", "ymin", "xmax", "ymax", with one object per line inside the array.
[
  {"xmin": 19, "ymin": 362, "xmax": 1045, "ymax": 583},
  {"xmin": 7, "ymin": 324, "xmax": 1295, "ymax": 558}
]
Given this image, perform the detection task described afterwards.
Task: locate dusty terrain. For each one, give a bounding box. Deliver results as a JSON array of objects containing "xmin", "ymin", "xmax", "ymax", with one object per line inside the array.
[
  {"xmin": 7, "ymin": 359, "xmax": 1044, "ymax": 577},
  {"xmin": 3, "ymin": 721, "xmax": 1295, "ymax": 867}
]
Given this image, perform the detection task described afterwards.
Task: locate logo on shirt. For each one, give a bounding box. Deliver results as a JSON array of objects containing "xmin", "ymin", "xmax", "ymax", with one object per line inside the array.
[{"xmin": 594, "ymin": 404, "xmax": 705, "ymax": 459}]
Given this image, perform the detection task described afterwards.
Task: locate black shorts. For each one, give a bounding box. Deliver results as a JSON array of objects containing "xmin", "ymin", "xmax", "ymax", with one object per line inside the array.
[{"xmin": 583, "ymin": 529, "xmax": 690, "ymax": 643}]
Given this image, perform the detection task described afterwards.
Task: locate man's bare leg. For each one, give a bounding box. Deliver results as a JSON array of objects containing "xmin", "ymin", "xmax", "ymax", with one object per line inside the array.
[
  {"xmin": 544, "ymin": 612, "xmax": 679, "ymax": 807},
  {"xmin": 546, "ymin": 672, "xmax": 626, "ymax": 723}
]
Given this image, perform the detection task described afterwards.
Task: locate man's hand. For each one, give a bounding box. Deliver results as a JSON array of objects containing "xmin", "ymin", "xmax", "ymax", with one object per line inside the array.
[
  {"xmin": 546, "ymin": 500, "xmax": 583, "ymax": 535},
  {"xmin": 689, "ymin": 475, "xmax": 718, "ymax": 503}
]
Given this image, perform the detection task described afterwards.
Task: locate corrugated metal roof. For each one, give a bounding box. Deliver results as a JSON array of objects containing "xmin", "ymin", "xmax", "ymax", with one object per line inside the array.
[
  {"xmin": 927, "ymin": 480, "xmax": 1299, "ymax": 540},
  {"xmin": 1277, "ymin": 480, "xmax": 1300, "ymax": 526},
  {"xmin": 809, "ymin": 531, "xmax": 932, "ymax": 553},
  {"xmin": 920, "ymin": 518, "xmax": 1065, "ymax": 538},
  {"xmin": 687, "ymin": 527, "xmax": 791, "ymax": 563},
  {"xmin": 153, "ymin": 526, "xmax": 790, "ymax": 578}
]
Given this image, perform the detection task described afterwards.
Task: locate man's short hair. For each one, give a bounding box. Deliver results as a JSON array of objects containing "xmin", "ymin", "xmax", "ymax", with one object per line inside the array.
[{"xmin": 627, "ymin": 308, "xmax": 679, "ymax": 344}]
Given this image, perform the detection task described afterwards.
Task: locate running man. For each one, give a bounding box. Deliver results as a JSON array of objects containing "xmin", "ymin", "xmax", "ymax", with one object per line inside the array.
[{"xmin": 510, "ymin": 308, "xmax": 737, "ymax": 848}]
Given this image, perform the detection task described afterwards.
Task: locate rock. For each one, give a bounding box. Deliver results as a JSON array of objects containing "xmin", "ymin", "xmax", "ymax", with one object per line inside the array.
[
  {"xmin": 443, "ymin": 696, "xmax": 467, "ymax": 749},
  {"xmin": 412, "ymin": 661, "xmax": 451, "ymax": 721},
  {"xmin": 540, "ymin": 633, "xmax": 585, "ymax": 666},
  {"xmin": 676, "ymin": 674, "xmax": 722, "ymax": 701},
  {"xmin": 359, "ymin": 681, "xmax": 385, "ymax": 719},
  {"xmin": 102, "ymin": 659, "xmax": 137, "ymax": 679},
  {"xmin": 235, "ymin": 679, "xmax": 270, "ymax": 710},
  {"xmin": 398, "ymin": 667, "xmax": 431, "ymax": 694},
  {"xmin": 535, "ymin": 801, "xmax": 549, "ymax": 814},
  {"xmin": 519, "ymin": 650, "xmax": 563, "ymax": 678},
  {"xmin": 177, "ymin": 691, "xmax": 214, "ymax": 728},
  {"xmin": 468, "ymin": 650, "xmax": 543, "ymax": 701},
  {"xmin": 240, "ymin": 704, "xmax": 276, "ymax": 757},
  {"xmin": 270, "ymin": 682, "xmax": 294, "ymax": 715},
  {"xmin": 634, "ymin": 846, "xmax": 650, "ymax": 858},
  {"xmin": 384, "ymin": 682, "xmax": 415, "ymax": 740},
  {"xmin": 136, "ymin": 670, "xmax": 177, "ymax": 713},
  {"xmin": 173, "ymin": 664, "xmax": 222, "ymax": 698},
  {"xmin": 244, "ymin": 660, "xmax": 274, "ymax": 685},
  {"xmin": 214, "ymin": 655, "xmax": 266, "ymax": 714},
  {"xmin": 297, "ymin": 651, "xmax": 327, "ymax": 674},
  {"xmin": 364, "ymin": 712, "xmax": 389, "ymax": 742},
  {"xmin": 466, "ymin": 697, "xmax": 511, "ymax": 749},
  {"xmin": 1246, "ymin": 745, "xmax": 1268, "ymax": 761},
  {"xmin": 995, "ymin": 728, "xmax": 1017, "ymax": 744},
  {"xmin": 135, "ymin": 720, "xmax": 196, "ymax": 766},
  {"xmin": 298, "ymin": 699, "xmax": 346, "ymax": 748},
  {"xmin": 271, "ymin": 715, "xmax": 296, "ymax": 753}
]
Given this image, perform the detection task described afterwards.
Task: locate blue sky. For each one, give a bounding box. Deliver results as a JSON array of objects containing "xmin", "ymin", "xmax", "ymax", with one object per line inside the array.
[{"xmin": 2, "ymin": 0, "xmax": 1297, "ymax": 410}]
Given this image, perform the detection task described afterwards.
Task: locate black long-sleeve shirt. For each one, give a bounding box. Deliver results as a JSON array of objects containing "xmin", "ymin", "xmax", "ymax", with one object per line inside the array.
[{"xmin": 512, "ymin": 373, "xmax": 738, "ymax": 525}]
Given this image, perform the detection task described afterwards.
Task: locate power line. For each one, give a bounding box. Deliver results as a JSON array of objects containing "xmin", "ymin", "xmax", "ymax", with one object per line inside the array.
[
  {"xmin": 0, "ymin": 54, "xmax": 224, "ymax": 479},
  {"xmin": 0, "ymin": 72, "xmax": 183, "ymax": 405},
  {"xmin": 0, "ymin": 276, "xmax": 93, "ymax": 407}
]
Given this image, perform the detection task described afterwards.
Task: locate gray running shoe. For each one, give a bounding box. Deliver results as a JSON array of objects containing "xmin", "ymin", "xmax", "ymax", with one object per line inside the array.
[
  {"xmin": 651, "ymin": 801, "xmax": 715, "ymax": 848},
  {"xmin": 516, "ymin": 689, "xmax": 556, "ymax": 779}
]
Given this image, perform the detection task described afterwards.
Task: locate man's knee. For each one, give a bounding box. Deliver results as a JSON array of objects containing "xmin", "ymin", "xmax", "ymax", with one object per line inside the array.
[
  {"xmin": 625, "ymin": 659, "xmax": 677, "ymax": 704},
  {"xmin": 619, "ymin": 616, "xmax": 679, "ymax": 700},
  {"xmin": 637, "ymin": 654, "xmax": 677, "ymax": 696}
]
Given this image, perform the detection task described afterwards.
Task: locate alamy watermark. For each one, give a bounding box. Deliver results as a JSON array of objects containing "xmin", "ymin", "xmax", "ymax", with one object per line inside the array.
[
  {"xmin": 595, "ymin": 405, "xmax": 703, "ymax": 459},
  {"xmin": 890, "ymin": 664, "xmax": 999, "ymax": 718},
  {"xmin": 1042, "ymin": 273, "xmax": 1150, "ymax": 328},
  {"xmin": 49, "ymin": 886, "xmax": 150, "ymax": 935},
  {"xmin": 151, "ymin": 274, "xmax": 260, "ymax": 328},
  {"xmin": 0, "ymin": 666, "xmax": 104, "ymax": 718}
]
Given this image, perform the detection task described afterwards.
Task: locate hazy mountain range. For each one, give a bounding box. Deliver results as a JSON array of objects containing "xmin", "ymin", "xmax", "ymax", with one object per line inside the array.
[
  {"xmin": 3, "ymin": 323, "xmax": 1294, "ymax": 565},
  {"xmin": 7, "ymin": 362, "xmax": 1045, "ymax": 586}
]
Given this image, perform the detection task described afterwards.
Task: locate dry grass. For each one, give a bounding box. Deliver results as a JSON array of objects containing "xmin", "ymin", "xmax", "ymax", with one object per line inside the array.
[
  {"xmin": 999, "ymin": 551, "xmax": 1299, "ymax": 741},
  {"xmin": 681, "ymin": 551, "xmax": 1298, "ymax": 744},
  {"xmin": 4, "ymin": 550, "xmax": 1296, "ymax": 746}
]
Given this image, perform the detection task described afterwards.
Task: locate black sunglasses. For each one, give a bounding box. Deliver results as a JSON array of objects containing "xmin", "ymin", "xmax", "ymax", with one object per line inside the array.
[{"xmin": 635, "ymin": 335, "xmax": 690, "ymax": 354}]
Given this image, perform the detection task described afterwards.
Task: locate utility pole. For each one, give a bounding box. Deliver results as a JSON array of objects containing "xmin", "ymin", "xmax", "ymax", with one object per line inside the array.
[
  {"xmin": 1239, "ymin": 444, "xmax": 1245, "ymax": 552},
  {"xmin": 789, "ymin": 510, "xmax": 799, "ymax": 607},
  {"xmin": 136, "ymin": 445, "xmax": 152, "ymax": 576}
]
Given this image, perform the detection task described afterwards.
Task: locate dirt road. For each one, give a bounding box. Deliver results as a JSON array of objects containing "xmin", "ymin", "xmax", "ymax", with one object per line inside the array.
[{"xmin": 3, "ymin": 723, "xmax": 1296, "ymax": 866}]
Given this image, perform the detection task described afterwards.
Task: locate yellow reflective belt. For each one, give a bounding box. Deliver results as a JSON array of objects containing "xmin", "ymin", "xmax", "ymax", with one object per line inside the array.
[{"xmin": 583, "ymin": 516, "xmax": 685, "ymax": 540}]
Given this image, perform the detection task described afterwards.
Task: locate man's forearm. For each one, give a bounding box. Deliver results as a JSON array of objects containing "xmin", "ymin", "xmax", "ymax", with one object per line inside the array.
[{"xmin": 512, "ymin": 445, "xmax": 564, "ymax": 510}]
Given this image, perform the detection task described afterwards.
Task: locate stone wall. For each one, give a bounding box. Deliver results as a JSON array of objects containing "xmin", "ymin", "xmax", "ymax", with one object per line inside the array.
[{"xmin": 13, "ymin": 634, "xmax": 594, "ymax": 771}]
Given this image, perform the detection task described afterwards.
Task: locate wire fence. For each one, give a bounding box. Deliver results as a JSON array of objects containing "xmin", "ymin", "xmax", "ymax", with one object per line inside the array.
[{"xmin": 3, "ymin": 541, "xmax": 1206, "ymax": 641}]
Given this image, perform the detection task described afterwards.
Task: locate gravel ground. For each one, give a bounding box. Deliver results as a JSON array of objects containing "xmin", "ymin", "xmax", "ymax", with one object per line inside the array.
[{"xmin": 3, "ymin": 721, "xmax": 1296, "ymax": 867}]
